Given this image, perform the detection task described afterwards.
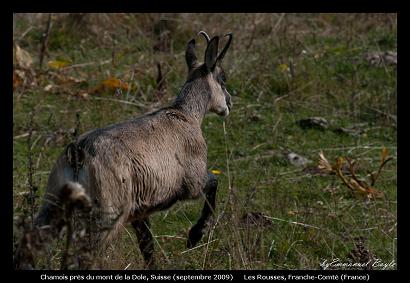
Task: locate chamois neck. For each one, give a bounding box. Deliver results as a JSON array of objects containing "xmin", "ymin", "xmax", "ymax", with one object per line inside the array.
[{"xmin": 171, "ymin": 81, "xmax": 210, "ymax": 124}]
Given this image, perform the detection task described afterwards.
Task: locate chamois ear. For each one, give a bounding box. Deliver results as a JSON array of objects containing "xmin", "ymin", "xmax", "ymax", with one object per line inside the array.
[
  {"xmin": 185, "ymin": 39, "xmax": 197, "ymax": 70},
  {"xmin": 217, "ymin": 33, "xmax": 232, "ymax": 63},
  {"xmin": 204, "ymin": 36, "xmax": 219, "ymax": 72}
]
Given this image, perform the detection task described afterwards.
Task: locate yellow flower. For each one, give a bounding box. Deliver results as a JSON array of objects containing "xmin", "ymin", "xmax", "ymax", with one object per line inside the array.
[{"xmin": 278, "ymin": 63, "xmax": 290, "ymax": 73}]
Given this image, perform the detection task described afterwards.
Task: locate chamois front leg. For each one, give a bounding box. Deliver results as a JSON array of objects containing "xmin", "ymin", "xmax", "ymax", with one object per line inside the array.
[
  {"xmin": 187, "ymin": 172, "xmax": 218, "ymax": 248},
  {"xmin": 132, "ymin": 218, "xmax": 155, "ymax": 269}
]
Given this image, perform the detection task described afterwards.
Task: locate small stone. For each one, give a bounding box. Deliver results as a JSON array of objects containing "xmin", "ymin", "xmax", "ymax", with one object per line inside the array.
[
  {"xmin": 287, "ymin": 152, "xmax": 310, "ymax": 167},
  {"xmin": 365, "ymin": 51, "xmax": 397, "ymax": 67},
  {"xmin": 298, "ymin": 117, "xmax": 329, "ymax": 130}
]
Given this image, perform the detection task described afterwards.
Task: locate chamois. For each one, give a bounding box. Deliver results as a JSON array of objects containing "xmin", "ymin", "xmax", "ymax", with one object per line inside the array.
[{"xmin": 34, "ymin": 31, "xmax": 233, "ymax": 269}]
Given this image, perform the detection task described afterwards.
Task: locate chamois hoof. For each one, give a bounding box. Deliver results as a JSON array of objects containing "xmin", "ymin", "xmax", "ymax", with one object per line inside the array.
[{"xmin": 187, "ymin": 225, "xmax": 203, "ymax": 248}]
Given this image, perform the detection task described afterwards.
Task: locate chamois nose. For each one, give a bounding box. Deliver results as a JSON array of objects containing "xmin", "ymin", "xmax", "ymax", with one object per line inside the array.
[
  {"xmin": 227, "ymin": 99, "xmax": 232, "ymax": 112},
  {"xmin": 221, "ymin": 107, "xmax": 230, "ymax": 117}
]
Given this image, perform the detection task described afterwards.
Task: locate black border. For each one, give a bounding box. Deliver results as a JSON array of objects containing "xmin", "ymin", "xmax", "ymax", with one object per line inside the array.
[
  {"xmin": 7, "ymin": 1, "xmax": 404, "ymax": 282},
  {"xmin": 10, "ymin": 0, "xmax": 402, "ymax": 13}
]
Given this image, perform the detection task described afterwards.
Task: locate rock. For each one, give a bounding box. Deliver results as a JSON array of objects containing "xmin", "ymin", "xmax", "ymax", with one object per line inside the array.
[
  {"xmin": 332, "ymin": 122, "xmax": 369, "ymax": 136},
  {"xmin": 298, "ymin": 117, "xmax": 329, "ymax": 130},
  {"xmin": 365, "ymin": 51, "xmax": 397, "ymax": 67},
  {"xmin": 286, "ymin": 152, "xmax": 310, "ymax": 167}
]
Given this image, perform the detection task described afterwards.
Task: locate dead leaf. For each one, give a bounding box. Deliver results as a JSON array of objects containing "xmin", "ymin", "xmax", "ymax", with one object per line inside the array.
[
  {"xmin": 316, "ymin": 151, "xmax": 385, "ymax": 199},
  {"xmin": 318, "ymin": 150, "xmax": 333, "ymax": 174},
  {"xmin": 15, "ymin": 45, "xmax": 33, "ymax": 69},
  {"xmin": 13, "ymin": 70, "xmax": 23, "ymax": 90},
  {"xmin": 13, "ymin": 68, "xmax": 36, "ymax": 90},
  {"xmin": 91, "ymin": 77, "xmax": 130, "ymax": 95},
  {"xmin": 101, "ymin": 78, "xmax": 129, "ymax": 91},
  {"xmin": 349, "ymin": 178, "xmax": 368, "ymax": 195},
  {"xmin": 370, "ymin": 147, "xmax": 393, "ymax": 187},
  {"xmin": 47, "ymin": 59, "xmax": 72, "ymax": 69},
  {"xmin": 335, "ymin": 157, "xmax": 345, "ymax": 170}
]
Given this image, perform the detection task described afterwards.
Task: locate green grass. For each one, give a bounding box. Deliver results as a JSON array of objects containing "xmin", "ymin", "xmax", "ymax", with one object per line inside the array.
[{"xmin": 13, "ymin": 13, "xmax": 397, "ymax": 270}]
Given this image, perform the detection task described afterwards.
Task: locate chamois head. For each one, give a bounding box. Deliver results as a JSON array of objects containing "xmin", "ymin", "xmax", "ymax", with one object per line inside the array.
[{"xmin": 185, "ymin": 31, "xmax": 233, "ymax": 117}]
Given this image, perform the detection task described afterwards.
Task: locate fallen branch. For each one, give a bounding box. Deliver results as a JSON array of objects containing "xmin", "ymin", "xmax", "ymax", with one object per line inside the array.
[{"xmin": 318, "ymin": 150, "xmax": 387, "ymax": 199}]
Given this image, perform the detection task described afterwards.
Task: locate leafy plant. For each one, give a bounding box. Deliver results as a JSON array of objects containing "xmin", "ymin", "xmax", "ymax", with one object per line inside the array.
[{"xmin": 318, "ymin": 148, "xmax": 392, "ymax": 199}]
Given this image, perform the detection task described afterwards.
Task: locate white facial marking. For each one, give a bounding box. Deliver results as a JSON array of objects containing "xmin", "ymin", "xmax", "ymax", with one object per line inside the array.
[{"xmin": 207, "ymin": 74, "xmax": 229, "ymax": 116}]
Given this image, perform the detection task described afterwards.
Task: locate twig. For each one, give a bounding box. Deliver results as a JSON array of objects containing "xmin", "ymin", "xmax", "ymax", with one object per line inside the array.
[
  {"xmin": 309, "ymin": 145, "xmax": 396, "ymax": 153},
  {"xmin": 264, "ymin": 215, "xmax": 322, "ymax": 230},
  {"xmin": 366, "ymin": 106, "xmax": 397, "ymax": 126},
  {"xmin": 19, "ymin": 26, "xmax": 33, "ymax": 41},
  {"xmin": 144, "ymin": 222, "xmax": 171, "ymax": 264},
  {"xmin": 245, "ymin": 16, "xmax": 257, "ymax": 50},
  {"xmin": 27, "ymin": 111, "xmax": 36, "ymax": 228},
  {"xmin": 30, "ymin": 133, "xmax": 42, "ymax": 151},
  {"xmin": 370, "ymin": 157, "xmax": 393, "ymax": 186},
  {"xmin": 91, "ymin": 97, "xmax": 147, "ymax": 108},
  {"xmin": 153, "ymin": 235, "xmax": 186, "ymax": 240},
  {"xmin": 39, "ymin": 13, "xmax": 53, "ymax": 69},
  {"xmin": 74, "ymin": 112, "xmax": 81, "ymax": 139},
  {"xmin": 268, "ymin": 239, "xmax": 275, "ymax": 258},
  {"xmin": 274, "ymin": 80, "xmax": 315, "ymax": 104},
  {"xmin": 60, "ymin": 210, "xmax": 73, "ymax": 270},
  {"xmin": 345, "ymin": 157, "xmax": 366, "ymax": 189},
  {"xmin": 181, "ymin": 239, "xmax": 218, "ymax": 254},
  {"xmin": 119, "ymin": 222, "xmax": 135, "ymax": 241},
  {"xmin": 223, "ymin": 121, "xmax": 232, "ymax": 197},
  {"xmin": 285, "ymin": 240, "xmax": 303, "ymax": 260},
  {"xmin": 14, "ymin": 132, "xmax": 37, "ymax": 140},
  {"xmin": 126, "ymin": 64, "xmax": 136, "ymax": 100},
  {"xmin": 222, "ymin": 121, "xmax": 247, "ymax": 268},
  {"xmin": 60, "ymin": 59, "xmax": 111, "ymax": 70},
  {"xmin": 272, "ymin": 13, "xmax": 286, "ymax": 33}
]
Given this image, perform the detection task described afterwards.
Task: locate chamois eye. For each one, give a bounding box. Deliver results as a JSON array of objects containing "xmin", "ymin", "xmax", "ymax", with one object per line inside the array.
[
  {"xmin": 220, "ymin": 73, "xmax": 227, "ymax": 83},
  {"xmin": 220, "ymin": 81, "xmax": 226, "ymax": 90},
  {"xmin": 218, "ymin": 73, "xmax": 227, "ymax": 87}
]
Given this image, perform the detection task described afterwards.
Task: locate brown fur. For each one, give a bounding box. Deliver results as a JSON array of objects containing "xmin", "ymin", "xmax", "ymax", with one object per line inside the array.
[{"xmin": 35, "ymin": 32, "xmax": 232, "ymax": 268}]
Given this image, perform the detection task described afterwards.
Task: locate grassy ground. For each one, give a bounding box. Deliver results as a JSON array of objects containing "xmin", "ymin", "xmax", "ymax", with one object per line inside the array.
[{"xmin": 13, "ymin": 13, "xmax": 397, "ymax": 270}]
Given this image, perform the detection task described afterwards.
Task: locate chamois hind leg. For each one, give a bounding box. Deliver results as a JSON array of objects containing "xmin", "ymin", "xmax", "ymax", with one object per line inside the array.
[
  {"xmin": 187, "ymin": 172, "xmax": 218, "ymax": 248},
  {"xmin": 132, "ymin": 218, "xmax": 155, "ymax": 269}
]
